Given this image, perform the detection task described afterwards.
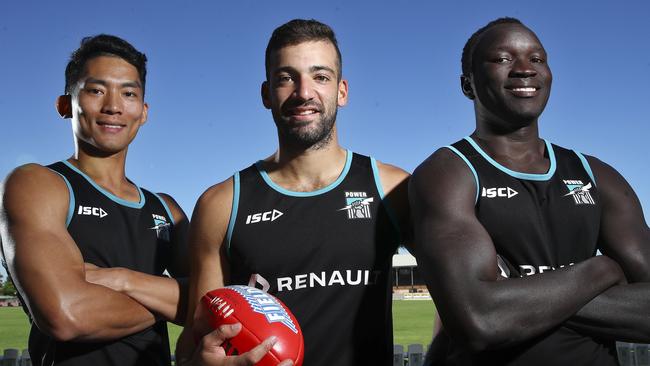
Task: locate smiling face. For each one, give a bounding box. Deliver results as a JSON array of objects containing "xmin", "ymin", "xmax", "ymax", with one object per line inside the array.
[
  {"xmin": 262, "ymin": 40, "xmax": 348, "ymax": 150},
  {"xmin": 66, "ymin": 55, "xmax": 148, "ymax": 155},
  {"xmin": 466, "ymin": 24, "xmax": 552, "ymax": 129}
]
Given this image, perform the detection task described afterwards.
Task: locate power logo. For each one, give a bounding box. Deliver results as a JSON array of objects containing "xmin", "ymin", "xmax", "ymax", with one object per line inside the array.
[
  {"xmin": 77, "ymin": 205, "xmax": 108, "ymax": 218},
  {"xmin": 246, "ymin": 209, "xmax": 283, "ymax": 225}
]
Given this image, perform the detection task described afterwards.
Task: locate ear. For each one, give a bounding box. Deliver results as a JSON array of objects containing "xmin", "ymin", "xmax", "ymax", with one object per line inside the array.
[
  {"xmin": 139, "ymin": 103, "xmax": 149, "ymax": 126},
  {"xmin": 460, "ymin": 75, "xmax": 475, "ymax": 100},
  {"xmin": 337, "ymin": 78, "xmax": 349, "ymax": 107},
  {"xmin": 261, "ymin": 81, "xmax": 271, "ymax": 109},
  {"xmin": 55, "ymin": 95, "xmax": 72, "ymax": 118}
]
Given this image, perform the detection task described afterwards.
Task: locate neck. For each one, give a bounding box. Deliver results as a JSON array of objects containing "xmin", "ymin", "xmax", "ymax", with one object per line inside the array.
[
  {"xmin": 70, "ymin": 140, "xmax": 135, "ymax": 199},
  {"xmin": 262, "ymin": 129, "xmax": 348, "ymax": 192}
]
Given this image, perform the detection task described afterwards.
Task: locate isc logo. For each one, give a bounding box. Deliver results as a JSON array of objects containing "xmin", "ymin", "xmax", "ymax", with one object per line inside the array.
[
  {"xmin": 77, "ymin": 205, "xmax": 108, "ymax": 218},
  {"xmin": 481, "ymin": 187, "xmax": 518, "ymax": 199},
  {"xmin": 245, "ymin": 209, "xmax": 283, "ymax": 224}
]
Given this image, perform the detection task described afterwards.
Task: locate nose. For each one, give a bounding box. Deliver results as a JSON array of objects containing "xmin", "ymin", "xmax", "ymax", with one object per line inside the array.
[
  {"xmin": 100, "ymin": 90, "xmax": 122, "ymax": 115},
  {"xmin": 509, "ymin": 58, "xmax": 537, "ymax": 78},
  {"xmin": 293, "ymin": 76, "xmax": 314, "ymax": 101}
]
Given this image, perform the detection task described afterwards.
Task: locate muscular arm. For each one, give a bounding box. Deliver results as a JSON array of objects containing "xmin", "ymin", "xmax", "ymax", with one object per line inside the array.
[
  {"xmin": 409, "ymin": 149, "xmax": 625, "ymax": 352},
  {"xmin": 84, "ymin": 193, "xmax": 190, "ymax": 324},
  {"xmin": 0, "ymin": 165, "xmax": 155, "ymax": 342},
  {"xmin": 564, "ymin": 156, "xmax": 650, "ymax": 342},
  {"xmin": 176, "ymin": 177, "xmax": 233, "ymax": 364}
]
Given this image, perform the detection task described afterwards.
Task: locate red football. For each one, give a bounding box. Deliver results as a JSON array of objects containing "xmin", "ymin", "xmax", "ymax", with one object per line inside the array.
[{"xmin": 195, "ymin": 285, "xmax": 304, "ymax": 366}]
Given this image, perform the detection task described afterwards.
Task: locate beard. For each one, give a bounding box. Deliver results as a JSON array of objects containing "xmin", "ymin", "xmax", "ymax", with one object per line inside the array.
[{"xmin": 273, "ymin": 100, "xmax": 337, "ymax": 150}]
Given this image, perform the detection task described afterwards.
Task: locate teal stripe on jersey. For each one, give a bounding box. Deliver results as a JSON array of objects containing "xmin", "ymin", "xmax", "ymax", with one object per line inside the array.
[
  {"xmin": 255, "ymin": 149, "xmax": 353, "ymax": 197},
  {"xmin": 50, "ymin": 170, "xmax": 75, "ymax": 227},
  {"xmin": 446, "ymin": 145, "xmax": 480, "ymax": 203},
  {"xmin": 464, "ymin": 136, "xmax": 557, "ymax": 181},
  {"xmin": 226, "ymin": 172, "xmax": 240, "ymax": 257},
  {"xmin": 62, "ymin": 160, "xmax": 146, "ymax": 208}
]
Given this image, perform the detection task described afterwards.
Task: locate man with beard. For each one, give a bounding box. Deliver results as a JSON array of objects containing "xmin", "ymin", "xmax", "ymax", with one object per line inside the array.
[
  {"xmin": 410, "ymin": 18, "xmax": 650, "ymax": 365},
  {"xmin": 176, "ymin": 19, "xmax": 410, "ymax": 366}
]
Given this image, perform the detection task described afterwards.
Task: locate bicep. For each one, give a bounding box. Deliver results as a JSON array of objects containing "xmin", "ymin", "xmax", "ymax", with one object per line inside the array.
[
  {"xmin": 591, "ymin": 157, "xmax": 650, "ymax": 281},
  {"xmin": 185, "ymin": 181, "xmax": 233, "ymax": 326},
  {"xmin": 1, "ymin": 167, "xmax": 87, "ymax": 324},
  {"xmin": 409, "ymin": 151, "xmax": 500, "ymax": 317}
]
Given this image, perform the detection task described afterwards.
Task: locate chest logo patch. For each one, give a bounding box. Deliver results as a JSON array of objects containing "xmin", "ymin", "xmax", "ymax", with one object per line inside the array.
[
  {"xmin": 78, "ymin": 205, "xmax": 108, "ymax": 218},
  {"xmin": 150, "ymin": 213, "xmax": 171, "ymax": 241},
  {"xmin": 481, "ymin": 187, "xmax": 518, "ymax": 199},
  {"xmin": 339, "ymin": 191, "xmax": 373, "ymax": 219},
  {"xmin": 563, "ymin": 180, "xmax": 595, "ymax": 205},
  {"xmin": 246, "ymin": 209, "xmax": 283, "ymax": 224}
]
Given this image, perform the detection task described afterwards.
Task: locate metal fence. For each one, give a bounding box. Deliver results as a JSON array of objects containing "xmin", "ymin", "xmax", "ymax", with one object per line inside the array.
[{"xmin": 1, "ymin": 342, "xmax": 648, "ymax": 366}]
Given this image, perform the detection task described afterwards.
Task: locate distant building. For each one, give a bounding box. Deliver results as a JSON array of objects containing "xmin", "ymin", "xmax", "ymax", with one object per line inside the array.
[
  {"xmin": 392, "ymin": 253, "xmax": 426, "ymax": 290},
  {"xmin": 0, "ymin": 295, "xmax": 20, "ymax": 307}
]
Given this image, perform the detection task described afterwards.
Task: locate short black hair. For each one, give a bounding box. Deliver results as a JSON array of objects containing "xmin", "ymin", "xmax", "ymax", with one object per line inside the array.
[
  {"xmin": 461, "ymin": 17, "xmax": 524, "ymax": 77},
  {"xmin": 265, "ymin": 19, "xmax": 342, "ymax": 80},
  {"xmin": 64, "ymin": 34, "xmax": 147, "ymax": 96}
]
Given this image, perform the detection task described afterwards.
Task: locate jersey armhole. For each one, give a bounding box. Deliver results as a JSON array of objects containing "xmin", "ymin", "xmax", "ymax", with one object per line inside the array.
[
  {"xmin": 225, "ymin": 172, "xmax": 240, "ymax": 258},
  {"xmin": 370, "ymin": 157, "xmax": 402, "ymax": 242},
  {"xmin": 445, "ymin": 145, "xmax": 480, "ymax": 204},
  {"xmin": 152, "ymin": 192, "xmax": 176, "ymax": 225},
  {"xmin": 574, "ymin": 151, "xmax": 597, "ymax": 187},
  {"xmin": 48, "ymin": 169, "xmax": 75, "ymax": 227}
]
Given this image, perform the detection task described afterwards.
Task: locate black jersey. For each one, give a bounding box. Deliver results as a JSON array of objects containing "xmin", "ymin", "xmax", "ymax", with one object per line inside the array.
[
  {"xmin": 25, "ymin": 161, "xmax": 175, "ymax": 366},
  {"xmin": 227, "ymin": 151, "xmax": 400, "ymax": 366},
  {"xmin": 434, "ymin": 137, "xmax": 616, "ymax": 366}
]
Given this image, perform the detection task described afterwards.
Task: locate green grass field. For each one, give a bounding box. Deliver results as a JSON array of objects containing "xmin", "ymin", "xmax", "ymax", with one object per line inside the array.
[{"xmin": 1, "ymin": 300, "xmax": 436, "ymax": 352}]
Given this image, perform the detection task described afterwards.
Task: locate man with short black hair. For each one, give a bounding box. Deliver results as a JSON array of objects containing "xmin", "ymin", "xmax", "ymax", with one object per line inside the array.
[
  {"xmin": 411, "ymin": 18, "xmax": 650, "ymax": 365},
  {"xmin": 0, "ymin": 34, "xmax": 189, "ymax": 366},
  {"xmin": 177, "ymin": 19, "xmax": 411, "ymax": 366}
]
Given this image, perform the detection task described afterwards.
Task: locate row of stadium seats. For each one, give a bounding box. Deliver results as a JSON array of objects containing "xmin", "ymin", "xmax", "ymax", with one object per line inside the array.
[
  {"xmin": 1, "ymin": 343, "xmax": 648, "ymax": 365},
  {"xmin": 0, "ymin": 349, "xmax": 30, "ymax": 366},
  {"xmin": 618, "ymin": 342, "xmax": 650, "ymax": 366}
]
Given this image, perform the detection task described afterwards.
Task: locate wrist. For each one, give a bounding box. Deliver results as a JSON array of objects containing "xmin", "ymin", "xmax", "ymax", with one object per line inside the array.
[
  {"xmin": 592, "ymin": 255, "xmax": 625, "ymax": 286},
  {"xmin": 118, "ymin": 267, "xmax": 134, "ymax": 294}
]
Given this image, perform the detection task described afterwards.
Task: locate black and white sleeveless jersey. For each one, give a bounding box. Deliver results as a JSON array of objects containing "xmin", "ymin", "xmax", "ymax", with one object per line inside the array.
[
  {"xmin": 25, "ymin": 160, "xmax": 176, "ymax": 366},
  {"xmin": 227, "ymin": 151, "xmax": 400, "ymax": 366},
  {"xmin": 438, "ymin": 137, "xmax": 616, "ymax": 365}
]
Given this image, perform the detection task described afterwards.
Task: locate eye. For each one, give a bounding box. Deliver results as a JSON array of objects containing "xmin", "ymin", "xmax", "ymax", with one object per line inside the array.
[
  {"xmin": 124, "ymin": 91, "xmax": 138, "ymax": 98},
  {"xmin": 276, "ymin": 74, "xmax": 293, "ymax": 84},
  {"xmin": 314, "ymin": 74, "xmax": 331, "ymax": 83},
  {"xmin": 86, "ymin": 88, "xmax": 104, "ymax": 95},
  {"xmin": 531, "ymin": 56, "xmax": 545, "ymax": 63},
  {"xmin": 494, "ymin": 57, "xmax": 511, "ymax": 64}
]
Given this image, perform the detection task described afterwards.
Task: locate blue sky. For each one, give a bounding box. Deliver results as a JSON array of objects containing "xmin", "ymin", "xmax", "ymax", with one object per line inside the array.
[{"xmin": 1, "ymin": 1, "xmax": 649, "ymax": 279}]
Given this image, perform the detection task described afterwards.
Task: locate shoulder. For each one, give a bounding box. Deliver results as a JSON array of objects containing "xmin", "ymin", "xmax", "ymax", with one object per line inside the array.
[
  {"xmin": 192, "ymin": 176, "xmax": 235, "ymax": 225},
  {"xmin": 412, "ymin": 147, "xmax": 473, "ymax": 186},
  {"xmin": 374, "ymin": 160, "xmax": 409, "ymax": 195},
  {"xmin": 154, "ymin": 193, "xmax": 187, "ymax": 224},
  {"xmin": 582, "ymin": 154, "xmax": 636, "ymax": 201},
  {"xmin": 2, "ymin": 163, "xmax": 70, "ymax": 223},
  {"xmin": 410, "ymin": 147, "xmax": 478, "ymax": 207},
  {"xmin": 3, "ymin": 163, "xmax": 69, "ymax": 203}
]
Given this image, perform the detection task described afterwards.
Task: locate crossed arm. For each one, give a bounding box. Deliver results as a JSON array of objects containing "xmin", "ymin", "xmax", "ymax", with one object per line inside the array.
[
  {"xmin": 0, "ymin": 164, "xmax": 188, "ymax": 342},
  {"xmin": 562, "ymin": 156, "xmax": 650, "ymax": 342},
  {"xmin": 83, "ymin": 191, "xmax": 190, "ymax": 325},
  {"xmin": 409, "ymin": 149, "xmax": 628, "ymax": 352}
]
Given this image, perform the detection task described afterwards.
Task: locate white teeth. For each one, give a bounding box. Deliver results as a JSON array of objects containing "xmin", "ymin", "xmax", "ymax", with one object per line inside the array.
[
  {"xmin": 296, "ymin": 110, "xmax": 316, "ymax": 115},
  {"xmin": 102, "ymin": 124, "xmax": 123, "ymax": 129},
  {"xmin": 512, "ymin": 87, "xmax": 536, "ymax": 92}
]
